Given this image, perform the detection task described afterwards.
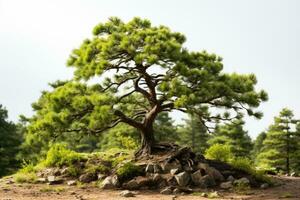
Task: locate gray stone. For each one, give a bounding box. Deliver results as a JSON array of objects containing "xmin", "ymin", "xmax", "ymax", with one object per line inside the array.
[
  {"xmin": 260, "ymin": 183, "xmax": 269, "ymax": 189},
  {"xmin": 79, "ymin": 173, "xmax": 97, "ymax": 183},
  {"xmin": 60, "ymin": 167, "xmax": 69, "ymax": 175},
  {"xmin": 191, "ymin": 170, "xmax": 202, "ymax": 185},
  {"xmin": 175, "ymin": 172, "xmax": 190, "ymax": 187},
  {"xmin": 227, "ymin": 175, "xmax": 235, "ymax": 182},
  {"xmin": 208, "ymin": 167, "xmax": 224, "ymax": 182},
  {"xmin": 37, "ymin": 178, "xmax": 47, "ymax": 183},
  {"xmin": 220, "ymin": 181, "xmax": 233, "ymax": 189},
  {"xmin": 234, "ymin": 177, "xmax": 250, "ymax": 186},
  {"xmin": 123, "ymin": 179, "xmax": 139, "ymax": 190},
  {"xmin": 47, "ymin": 176, "xmax": 63, "ymax": 185},
  {"xmin": 101, "ymin": 175, "xmax": 119, "ymax": 189},
  {"xmin": 120, "ymin": 190, "xmax": 135, "ymax": 197},
  {"xmin": 161, "ymin": 161, "xmax": 181, "ymax": 173},
  {"xmin": 198, "ymin": 175, "xmax": 216, "ymax": 188},
  {"xmin": 67, "ymin": 180, "xmax": 77, "ymax": 186},
  {"xmin": 160, "ymin": 187, "xmax": 173, "ymax": 195},
  {"xmin": 97, "ymin": 174, "xmax": 106, "ymax": 180},
  {"xmin": 170, "ymin": 169, "xmax": 179, "ymax": 175}
]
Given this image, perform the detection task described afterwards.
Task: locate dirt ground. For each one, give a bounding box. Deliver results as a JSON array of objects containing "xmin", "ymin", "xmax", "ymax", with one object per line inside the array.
[{"xmin": 0, "ymin": 176, "xmax": 299, "ymax": 200}]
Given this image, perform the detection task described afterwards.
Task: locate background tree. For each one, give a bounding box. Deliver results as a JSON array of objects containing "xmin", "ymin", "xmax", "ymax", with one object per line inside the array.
[
  {"xmin": 177, "ymin": 114, "xmax": 209, "ymax": 154},
  {"xmin": 0, "ymin": 104, "xmax": 22, "ymax": 177},
  {"xmin": 256, "ymin": 108, "xmax": 300, "ymax": 174},
  {"xmin": 26, "ymin": 17, "xmax": 267, "ymax": 157},
  {"xmin": 207, "ymin": 120, "xmax": 253, "ymax": 158},
  {"xmin": 252, "ymin": 131, "xmax": 267, "ymax": 160}
]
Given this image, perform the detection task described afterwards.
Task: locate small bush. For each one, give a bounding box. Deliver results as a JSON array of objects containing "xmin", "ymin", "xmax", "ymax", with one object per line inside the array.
[
  {"xmin": 116, "ymin": 162, "xmax": 143, "ymax": 183},
  {"xmin": 43, "ymin": 143, "xmax": 86, "ymax": 167},
  {"xmin": 40, "ymin": 186, "xmax": 65, "ymax": 193},
  {"xmin": 14, "ymin": 172, "xmax": 37, "ymax": 183},
  {"xmin": 229, "ymin": 157, "xmax": 273, "ymax": 184},
  {"xmin": 66, "ymin": 166, "xmax": 82, "ymax": 177},
  {"xmin": 84, "ymin": 164, "xmax": 110, "ymax": 174},
  {"xmin": 205, "ymin": 144, "xmax": 233, "ymax": 162}
]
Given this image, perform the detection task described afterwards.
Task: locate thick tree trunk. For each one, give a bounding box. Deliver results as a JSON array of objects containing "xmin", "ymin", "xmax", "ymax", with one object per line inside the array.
[{"xmin": 135, "ymin": 125, "xmax": 156, "ymax": 157}]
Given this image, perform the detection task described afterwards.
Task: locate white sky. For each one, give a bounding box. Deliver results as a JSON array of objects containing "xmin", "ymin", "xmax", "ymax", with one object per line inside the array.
[{"xmin": 0, "ymin": 0, "xmax": 299, "ymax": 138}]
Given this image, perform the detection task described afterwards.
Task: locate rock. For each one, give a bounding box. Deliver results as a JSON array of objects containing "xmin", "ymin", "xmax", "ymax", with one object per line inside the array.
[
  {"xmin": 191, "ymin": 170, "xmax": 202, "ymax": 185},
  {"xmin": 53, "ymin": 168, "xmax": 61, "ymax": 176},
  {"xmin": 123, "ymin": 179, "xmax": 139, "ymax": 190},
  {"xmin": 198, "ymin": 175, "xmax": 216, "ymax": 188},
  {"xmin": 170, "ymin": 168, "xmax": 180, "ymax": 175},
  {"xmin": 166, "ymin": 176, "xmax": 177, "ymax": 186},
  {"xmin": 234, "ymin": 177, "xmax": 250, "ymax": 186},
  {"xmin": 145, "ymin": 163, "xmax": 154, "ymax": 173},
  {"xmin": 47, "ymin": 176, "xmax": 63, "ymax": 185},
  {"xmin": 101, "ymin": 175, "xmax": 119, "ymax": 189},
  {"xmin": 97, "ymin": 174, "xmax": 106, "ymax": 180},
  {"xmin": 260, "ymin": 183, "xmax": 269, "ymax": 189},
  {"xmin": 173, "ymin": 188, "xmax": 181, "ymax": 194},
  {"xmin": 153, "ymin": 173, "xmax": 162, "ymax": 182},
  {"xmin": 208, "ymin": 167, "xmax": 224, "ymax": 182},
  {"xmin": 60, "ymin": 167, "xmax": 69, "ymax": 175},
  {"xmin": 67, "ymin": 180, "xmax": 77, "ymax": 186},
  {"xmin": 5, "ymin": 179, "xmax": 14, "ymax": 184},
  {"xmin": 227, "ymin": 175, "xmax": 235, "ymax": 182},
  {"xmin": 174, "ymin": 172, "xmax": 190, "ymax": 187},
  {"xmin": 79, "ymin": 173, "xmax": 97, "ymax": 183},
  {"xmin": 197, "ymin": 163, "xmax": 224, "ymax": 182},
  {"xmin": 160, "ymin": 187, "xmax": 173, "ymax": 195},
  {"xmin": 220, "ymin": 181, "xmax": 233, "ymax": 189},
  {"xmin": 123, "ymin": 176, "xmax": 153, "ymax": 190},
  {"xmin": 161, "ymin": 161, "xmax": 181, "ymax": 173},
  {"xmin": 37, "ymin": 178, "xmax": 47, "ymax": 183},
  {"xmin": 120, "ymin": 190, "xmax": 135, "ymax": 197},
  {"xmin": 183, "ymin": 165, "xmax": 193, "ymax": 172},
  {"xmin": 153, "ymin": 164, "xmax": 162, "ymax": 173}
]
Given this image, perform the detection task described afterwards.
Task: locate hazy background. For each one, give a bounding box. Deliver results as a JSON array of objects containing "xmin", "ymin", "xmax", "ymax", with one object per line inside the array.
[{"xmin": 0, "ymin": 0, "xmax": 299, "ymax": 138}]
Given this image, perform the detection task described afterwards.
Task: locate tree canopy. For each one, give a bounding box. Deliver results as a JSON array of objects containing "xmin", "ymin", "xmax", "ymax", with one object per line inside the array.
[
  {"xmin": 256, "ymin": 108, "xmax": 300, "ymax": 174},
  {"xmin": 208, "ymin": 120, "xmax": 253, "ymax": 158},
  {"xmin": 26, "ymin": 17, "xmax": 268, "ymax": 156}
]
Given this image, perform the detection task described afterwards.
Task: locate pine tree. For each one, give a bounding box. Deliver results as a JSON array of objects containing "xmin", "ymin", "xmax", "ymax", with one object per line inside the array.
[
  {"xmin": 25, "ymin": 17, "xmax": 267, "ymax": 157},
  {"xmin": 208, "ymin": 120, "xmax": 253, "ymax": 158},
  {"xmin": 252, "ymin": 131, "xmax": 267, "ymax": 159},
  {"xmin": 257, "ymin": 108, "xmax": 300, "ymax": 174},
  {"xmin": 0, "ymin": 105, "xmax": 22, "ymax": 177},
  {"xmin": 177, "ymin": 114, "xmax": 209, "ymax": 154}
]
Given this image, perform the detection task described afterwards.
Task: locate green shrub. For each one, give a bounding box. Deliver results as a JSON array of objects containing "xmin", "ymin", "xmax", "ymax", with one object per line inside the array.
[
  {"xmin": 229, "ymin": 157, "xmax": 273, "ymax": 184},
  {"xmin": 14, "ymin": 172, "xmax": 37, "ymax": 183},
  {"xmin": 84, "ymin": 164, "xmax": 110, "ymax": 174},
  {"xmin": 205, "ymin": 144, "xmax": 233, "ymax": 162},
  {"xmin": 66, "ymin": 166, "xmax": 82, "ymax": 177},
  {"xmin": 116, "ymin": 162, "xmax": 143, "ymax": 183},
  {"xmin": 43, "ymin": 143, "xmax": 86, "ymax": 167}
]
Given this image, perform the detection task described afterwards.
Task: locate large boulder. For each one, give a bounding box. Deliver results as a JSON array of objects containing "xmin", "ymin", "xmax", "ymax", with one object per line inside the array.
[
  {"xmin": 191, "ymin": 170, "xmax": 203, "ymax": 185},
  {"xmin": 220, "ymin": 181, "xmax": 233, "ymax": 189},
  {"xmin": 101, "ymin": 175, "xmax": 119, "ymax": 189},
  {"xmin": 174, "ymin": 172, "xmax": 190, "ymax": 187},
  {"xmin": 198, "ymin": 175, "xmax": 216, "ymax": 188},
  {"xmin": 79, "ymin": 173, "xmax": 97, "ymax": 183},
  {"xmin": 123, "ymin": 176, "xmax": 153, "ymax": 190},
  {"xmin": 197, "ymin": 163, "xmax": 224, "ymax": 182}
]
